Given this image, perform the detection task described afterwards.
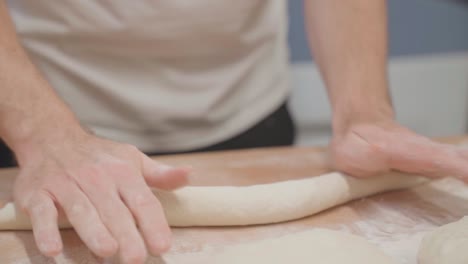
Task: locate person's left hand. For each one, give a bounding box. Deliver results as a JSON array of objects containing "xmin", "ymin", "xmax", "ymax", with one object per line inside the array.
[{"xmin": 329, "ymin": 120, "xmax": 468, "ymax": 181}]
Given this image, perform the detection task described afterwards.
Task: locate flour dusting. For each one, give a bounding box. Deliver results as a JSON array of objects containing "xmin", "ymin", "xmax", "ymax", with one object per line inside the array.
[{"xmin": 339, "ymin": 201, "xmax": 442, "ymax": 264}]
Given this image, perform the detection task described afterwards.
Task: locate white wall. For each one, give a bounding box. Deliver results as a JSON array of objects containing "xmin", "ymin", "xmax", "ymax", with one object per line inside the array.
[{"xmin": 289, "ymin": 52, "xmax": 468, "ymax": 146}]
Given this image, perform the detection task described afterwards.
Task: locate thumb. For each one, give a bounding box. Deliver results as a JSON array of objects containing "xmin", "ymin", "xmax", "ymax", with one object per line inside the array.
[
  {"xmin": 140, "ymin": 153, "xmax": 189, "ymax": 190},
  {"xmin": 330, "ymin": 132, "xmax": 390, "ymax": 178}
]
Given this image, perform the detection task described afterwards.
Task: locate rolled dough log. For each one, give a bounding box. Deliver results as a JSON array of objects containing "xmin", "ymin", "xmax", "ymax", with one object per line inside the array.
[
  {"xmin": 208, "ymin": 229, "xmax": 396, "ymax": 264},
  {"xmin": 418, "ymin": 216, "xmax": 468, "ymax": 264},
  {"xmin": 0, "ymin": 171, "xmax": 425, "ymax": 230}
]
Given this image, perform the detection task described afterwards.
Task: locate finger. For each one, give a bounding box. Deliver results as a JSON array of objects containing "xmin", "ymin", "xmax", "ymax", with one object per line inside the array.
[
  {"xmin": 76, "ymin": 176, "xmax": 148, "ymax": 264},
  {"xmin": 52, "ymin": 183, "xmax": 118, "ymax": 258},
  {"xmin": 386, "ymin": 137, "xmax": 460, "ymax": 178},
  {"xmin": 99, "ymin": 194, "xmax": 148, "ymax": 263},
  {"xmin": 119, "ymin": 180, "xmax": 171, "ymax": 256},
  {"xmin": 444, "ymin": 147, "xmax": 468, "ymax": 181},
  {"xmin": 140, "ymin": 153, "xmax": 189, "ymax": 190},
  {"xmin": 385, "ymin": 135, "xmax": 468, "ymax": 181},
  {"xmin": 26, "ymin": 192, "xmax": 62, "ymax": 257}
]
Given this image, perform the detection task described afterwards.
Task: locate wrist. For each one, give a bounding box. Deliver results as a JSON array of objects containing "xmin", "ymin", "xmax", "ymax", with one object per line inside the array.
[
  {"xmin": 332, "ymin": 97, "xmax": 395, "ymax": 137},
  {"xmin": 7, "ymin": 115, "xmax": 89, "ymax": 166}
]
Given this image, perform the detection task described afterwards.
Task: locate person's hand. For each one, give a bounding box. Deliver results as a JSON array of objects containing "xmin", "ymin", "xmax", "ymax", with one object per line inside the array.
[
  {"xmin": 12, "ymin": 131, "xmax": 189, "ymax": 263},
  {"xmin": 329, "ymin": 120, "xmax": 468, "ymax": 181}
]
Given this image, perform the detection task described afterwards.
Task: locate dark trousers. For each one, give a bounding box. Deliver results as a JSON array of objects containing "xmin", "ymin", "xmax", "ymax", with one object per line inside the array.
[{"xmin": 0, "ymin": 102, "xmax": 296, "ymax": 168}]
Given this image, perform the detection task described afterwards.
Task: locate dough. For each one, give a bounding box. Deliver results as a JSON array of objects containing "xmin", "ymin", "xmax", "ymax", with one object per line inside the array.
[
  {"xmin": 207, "ymin": 229, "xmax": 396, "ymax": 264},
  {"xmin": 418, "ymin": 216, "xmax": 468, "ymax": 264},
  {"xmin": 0, "ymin": 171, "xmax": 425, "ymax": 230}
]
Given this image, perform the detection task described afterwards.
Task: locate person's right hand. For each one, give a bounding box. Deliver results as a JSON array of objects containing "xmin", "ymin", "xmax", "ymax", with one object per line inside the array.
[{"xmin": 12, "ymin": 130, "xmax": 188, "ymax": 263}]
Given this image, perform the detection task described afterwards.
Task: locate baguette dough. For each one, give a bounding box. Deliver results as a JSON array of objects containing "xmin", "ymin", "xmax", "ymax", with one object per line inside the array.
[
  {"xmin": 0, "ymin": 171, "xmax": 425, "ymax": 230},
  {"xmin": 418, "ymin": 216, "xmax": 468, "ymax": 264},
  {"xmin": 208, "ymin": 229, "xmax": 396, "ymax": 264}
]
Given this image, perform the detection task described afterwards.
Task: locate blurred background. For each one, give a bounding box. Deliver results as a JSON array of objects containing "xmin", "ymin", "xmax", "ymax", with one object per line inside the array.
[{"xmin": 288, "ymin": 0, "xmax": 468, "ymax": 146}]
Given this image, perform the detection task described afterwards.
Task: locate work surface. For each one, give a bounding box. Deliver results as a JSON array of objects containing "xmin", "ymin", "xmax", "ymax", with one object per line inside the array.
[{"xmin": 1, "ymin": 137, "xmax": 468, "ymax": 263}]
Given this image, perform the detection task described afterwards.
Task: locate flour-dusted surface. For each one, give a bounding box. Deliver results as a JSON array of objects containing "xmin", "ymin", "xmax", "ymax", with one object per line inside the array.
[
  {"xmin": 416, "ymin": 178, "xmax": 468, "ymax": 264},
  {"xmin": 188, "ymin": 229, "xmax": 396, "ymax": 264},
  {"xmin": 418, "ymin": 216, "xmax": 468, "ymax": 264},
  {"xmin": 343, "ymin": 178, "xmax": 468, "ymax": 264},
  {"xmin": 159, "ymin": 178, "xmax": 468, "ymax": 264},
  {"xmin": 0, "ymin": 141, "xmax": 467, "ymax": 263}
]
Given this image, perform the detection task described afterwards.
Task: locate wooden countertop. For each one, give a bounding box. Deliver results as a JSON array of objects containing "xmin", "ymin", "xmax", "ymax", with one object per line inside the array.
[{"xmin": 1, "ymin": 136, "xmax": 468, "ymax": 263}]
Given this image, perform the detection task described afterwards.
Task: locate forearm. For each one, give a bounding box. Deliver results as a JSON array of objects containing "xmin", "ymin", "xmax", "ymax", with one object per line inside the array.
[
  {"xmin": 0, "ymin": 2, "xmax": 84, "ymax": 162},
  {"xmin": 304, "ymin": 0, "xmax": 394, "ymax": 135}
]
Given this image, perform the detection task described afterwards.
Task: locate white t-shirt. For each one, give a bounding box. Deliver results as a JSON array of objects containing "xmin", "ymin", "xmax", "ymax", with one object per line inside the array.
[{"xmin": 7, "ymin": 1, "xmax": 291, "ymax": 152}]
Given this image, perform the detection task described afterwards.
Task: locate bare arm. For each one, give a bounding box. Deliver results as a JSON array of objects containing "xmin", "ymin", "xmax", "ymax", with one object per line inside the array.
[
  {"xmin": 304, "ymin": 0, "xmax": 468, "ymax": 181},
  {"xmin": 0, "ymin": 2, "xmax": 83, "ymax": 161},
  {"xmin": 304, "ymin": 0, "xmax": 393, "ymax": 135}
]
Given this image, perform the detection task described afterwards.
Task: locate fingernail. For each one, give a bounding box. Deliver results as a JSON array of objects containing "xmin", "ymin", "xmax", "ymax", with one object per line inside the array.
[
  {"xmin": 158, "ymin": 165, "xmax": 174, "ymax": 174},
  {"xmin": 154, "ymin": 235, "xmax": 171, "ymax": 253},
  {"xmin": 40, "ymin": 241, "xmax": 61, "ymax": 256},
  {"xmin": 182, "ymin": 165, "xmax": 194, "ymax": 172},
  {"xmin": 93, "ymin": 234, "xmax": 117, "ymax": 257}
]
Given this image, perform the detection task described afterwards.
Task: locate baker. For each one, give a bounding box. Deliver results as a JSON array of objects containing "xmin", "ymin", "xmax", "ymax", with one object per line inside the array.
[{"xmin": 0, "ymin": 1, "xmax": 465, "ymax": 263}]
